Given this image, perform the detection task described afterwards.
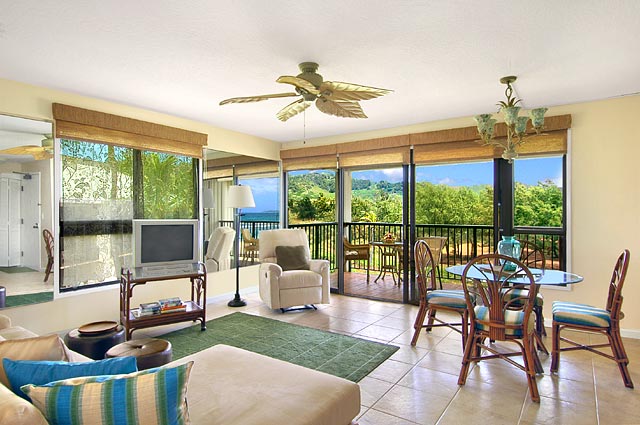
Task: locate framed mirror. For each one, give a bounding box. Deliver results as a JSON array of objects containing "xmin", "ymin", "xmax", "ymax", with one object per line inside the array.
[
  {"xmin": 0, "ymin": 114, "xmax": 54, "ymax": 308},
  {"xmin": 203, "ymin": 149, "xmax": 281, "ymax": 270}
]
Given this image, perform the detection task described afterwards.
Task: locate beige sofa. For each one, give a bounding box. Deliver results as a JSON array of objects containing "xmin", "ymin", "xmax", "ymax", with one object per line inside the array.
[{"xmin": 0, "ymin": 315, "xmax": 361, "ymax": 425}]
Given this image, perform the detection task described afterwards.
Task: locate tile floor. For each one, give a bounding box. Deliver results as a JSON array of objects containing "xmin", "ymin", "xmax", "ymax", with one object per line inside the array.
[
  {"xmin": 140, "ymin": 291, "xmax": 640, "ymax": 425},
  {"xmin": 0, "ymin": 269, "xmax": 52, "ymax": 296}
]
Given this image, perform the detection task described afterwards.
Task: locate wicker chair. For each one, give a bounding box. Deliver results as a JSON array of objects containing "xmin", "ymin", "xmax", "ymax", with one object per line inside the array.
[
  {"xmin": 343, "ymin": 237, "xmax": 370, "ymax": 283},
  {"xmin": 42, "ymin": 229, "xmax": 54, "ymax": 282},
  {"xmin": 458, "ymin": 254, "xmax": 541, "ymax": 402},
  {"xmin": 411, "ymin": 239, "xmax": 469, "ymax": 348},
  {"xmin": 500, "ymin": 240, "xmax": 547, "ymax": 339},
  {"xmin": 241, "ymin": 228, "xmax": 259, "ymax": 264},
  {"xmin": 551, "ymin": 249, "xmax": 633, "ymax": 388}
]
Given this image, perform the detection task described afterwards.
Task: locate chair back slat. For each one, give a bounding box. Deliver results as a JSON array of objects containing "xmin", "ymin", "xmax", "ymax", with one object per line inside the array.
[
  {"xmin": 519, "ymin": 240, "xmax": 546, "ymax": 270},
  {"xmin": 414, "ymin": 239, "xmax": 437, "ymax": 296},
  {"xmin": 462, "ymin": 254, "xmax": 538, "ymax": 342},
  {"xmin": 607, "ymin": 249, "xmax": 630, "ymax": 321}
]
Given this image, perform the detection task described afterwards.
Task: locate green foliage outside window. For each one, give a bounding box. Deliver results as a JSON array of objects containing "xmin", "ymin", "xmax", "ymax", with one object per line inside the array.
[{"xmin": 288, "ymin": 172, "xmax": 562, "ymax": 228}]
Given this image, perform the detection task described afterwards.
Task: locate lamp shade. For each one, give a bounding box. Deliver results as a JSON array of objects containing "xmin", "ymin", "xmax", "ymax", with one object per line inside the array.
[
  {"xmin": 202, "ymin": 188, "xmax": 215, "ymax": 209},
  {"xmin": 227, "ymin": 185, "xmax": 255, "ymax": 209}
]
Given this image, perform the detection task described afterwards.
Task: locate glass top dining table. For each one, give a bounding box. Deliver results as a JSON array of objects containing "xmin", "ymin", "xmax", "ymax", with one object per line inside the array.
[{"xmin": 445, "ymin": 265, "xmax": 584, "ymax": 286}]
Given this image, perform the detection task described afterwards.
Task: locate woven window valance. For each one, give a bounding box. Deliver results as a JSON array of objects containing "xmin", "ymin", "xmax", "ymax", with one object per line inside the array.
[
  {"xmin": 53, "ymin": 103, "xmax": 208, "ymax": 158},
  {"xmin": 281, "ymin": 114, "xmax": 571, "ymax": 167},
  {"xmin": 205, "ymin": 155, "xmax": 279, "ymax": 178},
  {"xmin": 281, "ymin": 144, "xmax": 338, "ymax": 171}
]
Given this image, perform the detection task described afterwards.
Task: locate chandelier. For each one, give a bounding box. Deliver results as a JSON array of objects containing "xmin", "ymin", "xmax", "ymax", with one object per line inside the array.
[{"xmin": 474, "ymin": 76, "xmax": 547, "ymax": 162}]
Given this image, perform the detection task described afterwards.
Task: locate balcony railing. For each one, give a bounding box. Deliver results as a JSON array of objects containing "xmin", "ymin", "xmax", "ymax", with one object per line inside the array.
[{"xmin": 220, "ymin": 220, "xmax": 565, "ymax": 277}]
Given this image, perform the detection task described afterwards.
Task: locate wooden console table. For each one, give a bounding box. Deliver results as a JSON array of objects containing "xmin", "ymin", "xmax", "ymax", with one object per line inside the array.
[{"xmin": 119, "ymin": 262, "xmax": 207, "ymax": 340}]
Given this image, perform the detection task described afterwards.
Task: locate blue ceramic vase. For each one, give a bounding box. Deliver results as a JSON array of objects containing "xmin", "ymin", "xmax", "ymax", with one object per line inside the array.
[{"xmin": 497, "ymin": 236, "xmax": 521, "ymax": 271}]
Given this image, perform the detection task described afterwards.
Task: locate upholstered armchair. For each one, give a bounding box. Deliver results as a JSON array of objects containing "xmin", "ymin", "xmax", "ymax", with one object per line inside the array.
[
  {"xmin": 205, "ymin": 227, "xmax": 236, "ymax": 272},
  {"xmin": 258, "ymin": 229, "xmax": 330, "ymax": 312}
]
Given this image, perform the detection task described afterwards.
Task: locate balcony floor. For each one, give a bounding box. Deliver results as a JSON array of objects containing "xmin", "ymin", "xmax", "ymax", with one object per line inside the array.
[{"xmin": 337, "ymin": 270, "xmax": 461, "ymax": 303}]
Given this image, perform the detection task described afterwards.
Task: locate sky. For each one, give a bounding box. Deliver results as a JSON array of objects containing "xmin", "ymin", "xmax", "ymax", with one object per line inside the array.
[
  {"xmin": 238, "ymin": 176, "xmax": 280, "ymax": 212},
  {"xmin": 353, "ymin": 156, "xmax": 563, "ymax": 187},
  {"xmin": 243, "ymin": 156, "xmax": 563, "ymax": 211}
]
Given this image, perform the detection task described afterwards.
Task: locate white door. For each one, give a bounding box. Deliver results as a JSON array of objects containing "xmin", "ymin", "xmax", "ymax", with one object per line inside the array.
[
  {"xmin": 21, "ymin": 174, "xmax": 41, "ymax": 270},
  {"xmin": 8, "ymin": 178, "xmax": 21, "ymax": 266},
  {"xmin": 0, "ymin": 178, "xmax": 8, "ymax": 266}
]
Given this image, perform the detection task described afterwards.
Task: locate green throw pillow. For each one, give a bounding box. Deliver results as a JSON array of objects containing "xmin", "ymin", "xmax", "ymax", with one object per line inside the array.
[
  {"xmin": 275, "ymin": 245, "xmax": 310, "ymax": 271},
  {"xmin": 22, "ymin": 361, "xmax": 193, "ymax": 425}
]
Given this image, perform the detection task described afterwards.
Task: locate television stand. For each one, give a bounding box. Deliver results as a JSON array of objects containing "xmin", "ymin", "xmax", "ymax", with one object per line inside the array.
[{"xmin": 119, "ymin": 262, "xmax": 207, "ymax": 340}]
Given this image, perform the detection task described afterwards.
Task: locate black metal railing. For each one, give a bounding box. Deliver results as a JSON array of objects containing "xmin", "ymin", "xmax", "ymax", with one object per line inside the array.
[{"xmin": 220, "ymin": 219, "xmax": 565, "ymax": 277}]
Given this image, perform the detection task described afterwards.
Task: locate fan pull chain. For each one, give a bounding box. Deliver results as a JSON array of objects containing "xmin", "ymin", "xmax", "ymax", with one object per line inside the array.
[{"xmin": 303, "ymin": 106, "xmax": 307, "ymax": 144}]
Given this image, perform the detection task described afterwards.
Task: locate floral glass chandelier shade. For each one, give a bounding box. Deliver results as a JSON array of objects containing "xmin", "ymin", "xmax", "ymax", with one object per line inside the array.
[{"xmin": 475, "ymin": 76, "xmax": 547, "ymax": 162}]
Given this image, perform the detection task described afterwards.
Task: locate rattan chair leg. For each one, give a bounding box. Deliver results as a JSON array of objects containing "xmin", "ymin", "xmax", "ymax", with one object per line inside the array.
[
  {"xmin": 458, "ymin": 334, "xmax": 477, "ymax": 386},
  {"xmin": 523, "ymin": 335, "xmax": 540, "ymax": 402},
  {"xmin": 610, "ymin": 330, "xmax": 634, "ymax": 388},
  {"xmin": 426, "ymin": 310, "xmax": 437, "ymax": 332},
  {"xmin": 534, "ymin": 305, "xmax": 547, "ymax": 336},
  {"xmin": 411, "ymin": 303, "xmax": 428, "ymax": 346},
  {"xmin": 550, "ymin": 322, "xmax": 560, "ymax": 373}
]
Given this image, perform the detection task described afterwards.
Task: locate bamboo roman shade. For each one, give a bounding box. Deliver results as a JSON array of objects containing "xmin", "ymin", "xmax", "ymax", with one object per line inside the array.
[
  {"xmin": 205, "ymin": 155, "xmax": 279, "ymax": 179},
  {"xmin": 281, "ymin": 144, "xmax": 338, "ymax": 171},
  {"xmin": 53, "ymin": 103, "xmax": 208, "ymax": 158},
  {"xmin": 280, "ymin": 114, "xmax": 571, "ymax": 168}
]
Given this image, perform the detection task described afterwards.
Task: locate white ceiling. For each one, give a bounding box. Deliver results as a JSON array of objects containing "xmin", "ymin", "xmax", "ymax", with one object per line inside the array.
[{"xmin": 1, "ymin": 1, "xmax": 639, "ymax": 143}]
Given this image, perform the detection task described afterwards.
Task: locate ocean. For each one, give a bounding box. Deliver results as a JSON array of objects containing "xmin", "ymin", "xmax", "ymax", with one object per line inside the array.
[{"xmin": 243, "ymin": 211, "xmax": 279, "ymax": 222}]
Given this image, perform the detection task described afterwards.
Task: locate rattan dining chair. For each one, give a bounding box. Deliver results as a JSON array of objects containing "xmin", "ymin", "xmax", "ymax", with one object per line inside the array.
[
  {"xmin": 411, "ymin": 239, "xmax": 470, "ymax": 348},
  {"xmin": 500, "ymin": 240, "xmax": 547, "ymax": 338},
  {"xmin": 551, "ymin": 249, "xmax": 633, "ymax": 388},
  {"xmin": 458, "ymin": 254, "xmax": 541, "ymax": 402},
  {"xmin": 43, "ymin": 229, "xmax": 54, "ymax": 283}
]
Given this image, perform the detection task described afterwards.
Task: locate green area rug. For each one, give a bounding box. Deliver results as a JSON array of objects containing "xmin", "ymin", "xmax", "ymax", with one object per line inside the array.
[
  {"xmin": 0, "ymin": 266, "xmax": 38, "ymax": 274},
  {"xmin": 159, "ymin": 312, "xmax": 399, "ymax": 382},
  {"xmin": 5, "ymin": 291, "xmax": 53, "ymax": 308}
]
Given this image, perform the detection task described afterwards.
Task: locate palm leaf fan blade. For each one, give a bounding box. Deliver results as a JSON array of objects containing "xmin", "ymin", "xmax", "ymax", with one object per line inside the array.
[
  {"xmin": 276, "ymin": 99, "xmax": 311, "ymax": 122},
  {"xmin": 320, "ymin": 81, "xmax": 393, "ymax": 101},
  {"xmin": 315, "ymin": 98, "xmax": 367, "ymax": 119},
  {"xmin": 276, "ymin": 76, "xmax": 319, "ymax": 95},
  {"xmin": 219, "ymin": 92, "xmax": 298, "ymax": 105}
]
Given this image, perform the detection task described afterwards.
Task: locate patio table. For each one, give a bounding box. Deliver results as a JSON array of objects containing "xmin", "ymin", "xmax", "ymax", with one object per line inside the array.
[{"xmin": 371, "ymin": 241, "xmax": 403, "ymax": 285}]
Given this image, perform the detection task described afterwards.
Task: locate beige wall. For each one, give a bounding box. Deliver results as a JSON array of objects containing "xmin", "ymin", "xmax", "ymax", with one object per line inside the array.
[{"xmin": 285, "ymin": 94, "xmax": 640, "ymax": 336}]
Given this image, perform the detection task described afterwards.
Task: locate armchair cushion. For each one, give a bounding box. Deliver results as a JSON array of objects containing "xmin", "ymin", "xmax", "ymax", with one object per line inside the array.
[
  {"xmin": 275, "ymin": 245, "xmax": 310, "ymax": 271},
  {"xmin": 278, "ymin": 270, "xmax": 322, "ymax": 290}
]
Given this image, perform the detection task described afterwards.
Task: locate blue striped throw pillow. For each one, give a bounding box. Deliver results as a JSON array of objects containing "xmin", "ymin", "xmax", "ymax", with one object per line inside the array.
[{"xmin": 21, "ymin": 361, "xmax": 193, "ymax": 425}]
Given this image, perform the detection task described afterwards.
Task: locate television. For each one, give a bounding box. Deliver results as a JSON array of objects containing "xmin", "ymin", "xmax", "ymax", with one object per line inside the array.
[{"xmin": 132, "ymin": 219, "xmax": 199, "ymax": 268}]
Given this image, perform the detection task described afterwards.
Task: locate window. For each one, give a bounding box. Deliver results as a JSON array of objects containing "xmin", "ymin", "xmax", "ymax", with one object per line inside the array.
[
  {"xmin": 513, "ymin": 156, "xmax": 564, "ymax": 228},
  {"xmin": 60, "ymin": 139, "xmax": 197, "ymax": 291},
  {"xmin": 513, "ymin": 155, "xmax": 566, "ymax": 270}
]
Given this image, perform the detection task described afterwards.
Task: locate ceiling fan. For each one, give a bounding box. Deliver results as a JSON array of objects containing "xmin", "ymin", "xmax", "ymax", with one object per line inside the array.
[
  {"xmin": 219, "ymin": 62, "xmax": 393, "ymax": 121},
  {"xmin": 0, "ymin": 134, "xmax": 54, "ymax": 160}
]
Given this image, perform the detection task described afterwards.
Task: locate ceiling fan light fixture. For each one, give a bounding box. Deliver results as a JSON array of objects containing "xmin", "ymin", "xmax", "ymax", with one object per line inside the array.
[{"xmin": 219, "ymin": 62, "xmax": 392, "ymax": 121}]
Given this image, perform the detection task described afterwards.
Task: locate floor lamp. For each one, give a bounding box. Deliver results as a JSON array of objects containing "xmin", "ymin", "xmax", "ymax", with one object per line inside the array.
[{"xmin": 227, "ymin": 184, "xmax": 255, "ymax": 307}]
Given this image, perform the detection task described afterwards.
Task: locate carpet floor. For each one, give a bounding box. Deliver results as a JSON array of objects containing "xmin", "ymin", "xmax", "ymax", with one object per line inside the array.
[
  {"xmin": 159, "ymin": 312, "xmax": 399, "ymax": 382},
  {"xmin": 5, "ymin": 291, "xmax": 53, "ymax": 307},
  {"xmin": 0, "ymin": 266, "xmax": 38, "ymax": 274}
]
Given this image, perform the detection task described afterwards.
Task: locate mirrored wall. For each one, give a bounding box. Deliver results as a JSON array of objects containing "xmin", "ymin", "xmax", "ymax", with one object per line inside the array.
[
  {"xmin": 0, "ymin": 114, "xmax": 54, "ymax": 308},
  {"xmin": 203, "ymin": 149, "xmax": 281, "ymax": 270}
]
